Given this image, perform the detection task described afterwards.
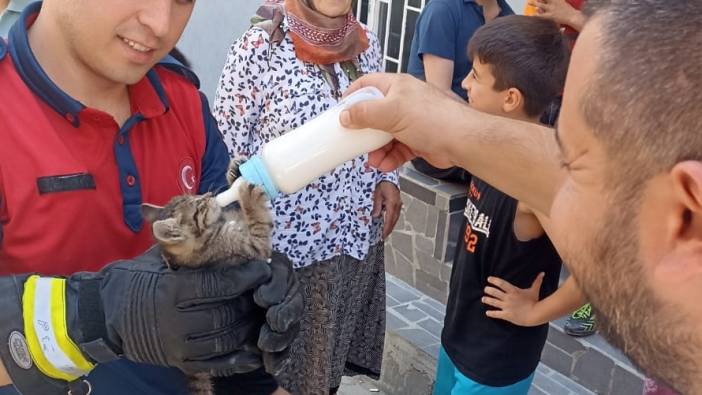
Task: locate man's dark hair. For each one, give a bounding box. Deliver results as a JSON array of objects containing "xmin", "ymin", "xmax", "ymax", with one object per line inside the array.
[
  {"xmin": 468, "ymin": 15, "xmax": 570, "ymax": 118},
  {"xmin": 581, "ymin": 1, "xmax": 702, "ymax": 185}
]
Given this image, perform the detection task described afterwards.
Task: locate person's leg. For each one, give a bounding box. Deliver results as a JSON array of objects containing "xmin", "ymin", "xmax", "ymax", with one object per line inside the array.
[
  {"xmin": 451, "ymin": 369, "xmax": 534, "ymax": 395},
  {"xmin": 433, "ymin": 346, "xmax": 459, "ymax": 395}
]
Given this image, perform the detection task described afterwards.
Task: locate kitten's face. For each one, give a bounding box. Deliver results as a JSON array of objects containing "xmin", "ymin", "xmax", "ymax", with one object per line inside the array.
[{"xmin": 142, "ymin": 194, "xmax": 232, "ymax": 267}]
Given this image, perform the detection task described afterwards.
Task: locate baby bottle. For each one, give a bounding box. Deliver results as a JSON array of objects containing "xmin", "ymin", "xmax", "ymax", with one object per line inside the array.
[{"xmin": 215, "ymin": 86, "xmax": 391, "ymax": 206}]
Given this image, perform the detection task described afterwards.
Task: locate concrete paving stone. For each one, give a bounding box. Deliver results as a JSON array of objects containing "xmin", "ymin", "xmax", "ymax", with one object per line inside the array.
[
  {"xmin": 413, "ymin": 300, "xmax": 446, "ymax": 322},
  {"xmin": 547, "ymin": 328, "xmax": 587, "ymax": 354},
  {"xmin": 422, "ymin": 296, "xmax": 447, "ymax": 314},
  {"xmin": 399, "ymin": 176, "xmax": 436, "ymax": 205},
  {"xmin": 338, "ymin": 376, "xmax": 386, "ymax": 395},
  {"xmin": 435, "ymin": 194, "xmax": 450, "ymax": 211},
  {"xmin": 528, "ymin": 386, "xmax": 549, "ymax": 395},
  {"xmin": 581, "ymin": 333, "xmax": 635, "ymax": 368},
  {"xmin": 386, "ymin": 279, "xmax": 421, "ymax": 304},
  {"xmin": 389, "ymin": 251, "xmax": 416, "ymax": 287},
  {"xmin": 417, "ymin": 317, "xmax": 443, "ymax": 337},
  {"xmin": 533, "ymin": 371, "xmax": 573, "ymax": 395},
  {"xmin": 392, "ymin": 231, "xmax": 415, "ymax": 263},
  {"xmin": 425, "ymin": 206, "xmax": 440, "ymax": 238},
  {"xmin": 537, "ymin": 364, "xmax": 553, "ymax": 376},
  {"xmin": 394, "ymin": 328, "xmax": 441, "ymax": 349},
  {"xmin": 414, "ymin": 269, "xmax": 448, "ymax": 304},
  {"xmin": 402, "ymin": 166, "xmax": 442, "ymax": 187},
  {"xmin": 386, "ymin": 309, "xmax": 411, "ymax": 331},
  {"xmin": 541, "ymin": 343, "xmax": 574, "ymax": 378},
  {"xmin": 393, "ymin": 304, "xmax": 429, "ymax": 323},
  {"xmin": 386, "ymin": 295, "xmax": 401, "ymax": 308},
  {"xmin": 434, "ymin": 212, "xmax": 447, "ymax": 260},
  {"xmin": 550, "ymin": 319, "xmax": 637, "ymax": 372},
  {"xmin": 421, "ymin": 343, "xmax": 441, "ymax": 360},
  {"xmin": 610, "ymin": 365, "xmax": 644, "ymax": 394},
  {"xmin": 572, "ymin": 350, "xmax": 615, "ymax": 394},
  {"xmin": 552, "ymin": 370, "xmax": 597, "ymax": 395},
  {"xmin": 415, "ymin": 236, "xmax": 435, "ymax": 255},
  {"xmin": 400, "ymin": 191, "xmax": 414, "ymax": 208},
  {"xmin": 434, "ymin": 182, "xmax": 467, "ymax": 198},
  {"xmin": 387, "ymin": 274, "xmax": 418, "ymax": 291},
  {"xmin": 395, "ymin": 210, "xmax": 407, "ymax": 232},
  {"xmin": 384, "ymin": 246, "xmax": 396, "ymax": 270},
  {"xmin": 416, "ymin": 251, "xmax": 440, "ymax": 277},
  {"xmin": 406, "ymin": 199, "xmax": 429, "ymax": 235}
]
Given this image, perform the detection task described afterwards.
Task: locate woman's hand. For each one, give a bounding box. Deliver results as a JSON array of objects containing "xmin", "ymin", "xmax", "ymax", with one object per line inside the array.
[
  {"xmin": 482, "ymin": 273, "xmax": 545, "ymax": 327},
  {"xmin": 372, "ymin": 181, "xmax": 402, "ymax": 239},
  {"xmin": 528, "ymin": 0, "xmax": 585, "ymax": 32}
]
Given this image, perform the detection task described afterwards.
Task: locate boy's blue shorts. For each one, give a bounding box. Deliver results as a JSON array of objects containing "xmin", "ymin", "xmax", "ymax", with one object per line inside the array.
[{"xmin": 433, "ymin": 346, "xmax": 534, "ymax": 395}]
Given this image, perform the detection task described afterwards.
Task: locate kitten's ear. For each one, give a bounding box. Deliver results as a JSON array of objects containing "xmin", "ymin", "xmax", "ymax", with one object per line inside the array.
[
  {"xmin": 152, "ymin": 218, "xmax": 185, "ymax": 245},
  {"xmin": 142, "ymin": 203, "xmax": 164, "ymax": 223}
]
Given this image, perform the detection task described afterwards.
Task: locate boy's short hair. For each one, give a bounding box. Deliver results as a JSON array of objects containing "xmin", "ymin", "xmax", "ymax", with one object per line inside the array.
[{"xmin": 468, "ymin": 15, "xmax": 570, "ymax": 117}]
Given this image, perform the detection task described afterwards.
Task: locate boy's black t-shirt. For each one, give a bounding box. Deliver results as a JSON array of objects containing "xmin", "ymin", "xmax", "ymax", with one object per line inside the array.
[{"xmin": 442, "ymin": 177, "xmax": 562, "ymax": 386}]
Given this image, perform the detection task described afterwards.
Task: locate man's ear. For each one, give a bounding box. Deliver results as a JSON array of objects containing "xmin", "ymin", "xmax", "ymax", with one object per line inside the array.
[
  {"xmin": 502, "ymin": 87, "xmax": 524, "ymax": 114},
  {"xmin": 653, "ymin": 161, "xmax": 702, "ymax": 284}
]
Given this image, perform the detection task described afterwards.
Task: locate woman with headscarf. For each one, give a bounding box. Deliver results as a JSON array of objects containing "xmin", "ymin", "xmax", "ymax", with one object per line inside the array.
[{"xmin": 213, "ymin": 1, "xmax": 401, "ymax": 393}]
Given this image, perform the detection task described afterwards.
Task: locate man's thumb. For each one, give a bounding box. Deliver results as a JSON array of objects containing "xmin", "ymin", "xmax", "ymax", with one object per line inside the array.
[{"xmin": 340, "ymin": 100, "xmax": 393, "ymax": 132}]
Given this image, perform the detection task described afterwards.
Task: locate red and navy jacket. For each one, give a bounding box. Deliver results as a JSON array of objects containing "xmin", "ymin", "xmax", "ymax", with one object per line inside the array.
[{"xmin": 0, "ymin": 2, "xmax": 230, "ymax": 276}]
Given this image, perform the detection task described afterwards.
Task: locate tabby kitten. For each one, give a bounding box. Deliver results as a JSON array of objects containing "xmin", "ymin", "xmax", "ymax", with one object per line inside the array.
[{"xmin": 142, "ymin": 161, "xmax": 273, "ymax": 395}]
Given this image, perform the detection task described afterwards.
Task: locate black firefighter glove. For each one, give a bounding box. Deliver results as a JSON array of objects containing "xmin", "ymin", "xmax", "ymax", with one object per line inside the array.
[
  {"xmin": 0, "ymin": 246, "xmax": 302, "ymax": 395},
  {"xmin": 253, "ymin": 251, "xmax": 302, "ymax": 375}
]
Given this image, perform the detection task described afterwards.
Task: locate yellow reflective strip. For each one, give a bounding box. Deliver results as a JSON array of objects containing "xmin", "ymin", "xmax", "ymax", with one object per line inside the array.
[
  {"xmin": 22, "ymin": 276, "xmax": 75, "ymax": 381},
  {"xmin": 50, "ymin": 279, "xmax": 94, "ymax": 373}
]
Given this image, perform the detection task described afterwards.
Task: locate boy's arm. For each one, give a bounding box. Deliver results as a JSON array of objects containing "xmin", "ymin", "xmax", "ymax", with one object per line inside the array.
[
  {"xmin": 484, "ymin": 275, "xmax": 587, "ymax": 327},
  {"xmin": 423, "ymin": 54, "xmax": 454, "ymax": 93},
  {"xmin": 485, "ymin": 204, "xmax": 586, "ymax": 327}
]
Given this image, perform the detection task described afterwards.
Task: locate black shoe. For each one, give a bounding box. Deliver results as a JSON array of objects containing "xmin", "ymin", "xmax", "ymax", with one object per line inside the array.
[{"xmin": 565, "ymin": 303, "xmax": 597, "ymax": 337}]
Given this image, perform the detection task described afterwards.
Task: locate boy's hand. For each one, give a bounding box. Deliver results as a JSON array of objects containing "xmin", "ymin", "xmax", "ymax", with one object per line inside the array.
[{"xmin": 482, "ymin": 273, "xmax": 545, "ymax": 327}]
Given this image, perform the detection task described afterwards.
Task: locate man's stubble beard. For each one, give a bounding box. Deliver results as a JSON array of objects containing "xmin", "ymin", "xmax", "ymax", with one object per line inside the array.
[{"xmin": 570, "ymin": 188, "xmax": 698, "ymax": 393}]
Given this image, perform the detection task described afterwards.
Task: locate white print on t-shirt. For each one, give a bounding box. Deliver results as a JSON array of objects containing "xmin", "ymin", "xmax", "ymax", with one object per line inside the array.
[{"xmin": 464, "ymin": 199, "xmax": 492, "ymax": 238}]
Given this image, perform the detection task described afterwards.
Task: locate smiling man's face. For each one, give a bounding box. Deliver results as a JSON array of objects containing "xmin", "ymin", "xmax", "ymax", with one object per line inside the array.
[{"xmin": 48, "ymin": 0, "xmax": 195, "ymax": 85}]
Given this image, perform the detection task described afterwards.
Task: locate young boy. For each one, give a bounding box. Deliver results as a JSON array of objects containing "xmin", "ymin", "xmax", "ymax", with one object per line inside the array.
[{"xmin": 435, "ymin": 15, "xmax": 572, "ymax": 394}]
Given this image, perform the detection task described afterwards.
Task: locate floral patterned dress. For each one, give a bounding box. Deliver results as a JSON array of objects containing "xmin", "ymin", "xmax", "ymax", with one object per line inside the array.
[{"xmin": 214, "ymin": 20, "xmax": 397, "ymax": 394}]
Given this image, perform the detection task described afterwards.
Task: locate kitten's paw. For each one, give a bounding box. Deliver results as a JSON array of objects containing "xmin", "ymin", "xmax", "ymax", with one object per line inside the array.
[
  {"xmin": 237, "ymin": 181, "xmax": 269, "ymax": 209},
  {"xmin": 226, "ymin": 159, "xmax": 244, "ymax": 186}
]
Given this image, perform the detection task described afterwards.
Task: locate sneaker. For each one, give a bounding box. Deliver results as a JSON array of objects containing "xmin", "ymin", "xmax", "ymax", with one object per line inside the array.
[{"xmin": 565, "ymin": 303, "xmax": 597, "ymax": 337}]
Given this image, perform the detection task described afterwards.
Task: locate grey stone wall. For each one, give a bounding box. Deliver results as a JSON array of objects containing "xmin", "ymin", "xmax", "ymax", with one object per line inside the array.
[{"xmin": 384, "ymin": 165, "xmax": 467, "ymax": 304}]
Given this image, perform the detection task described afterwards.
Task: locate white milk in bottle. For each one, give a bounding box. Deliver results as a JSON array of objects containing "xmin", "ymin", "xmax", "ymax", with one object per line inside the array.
[{"xmin": 215, "ymin": 86, "xmax": 391, "ymax": 206}]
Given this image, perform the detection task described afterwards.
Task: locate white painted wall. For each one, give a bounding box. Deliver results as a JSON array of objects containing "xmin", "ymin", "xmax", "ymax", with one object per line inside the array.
[
  {"xmin": 177, "ymin": 0, "xmax": 262, "ymax": 102},
  {"xmin": 509, "ymin": 0, "xmax": 527, "ymax": 13}
]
